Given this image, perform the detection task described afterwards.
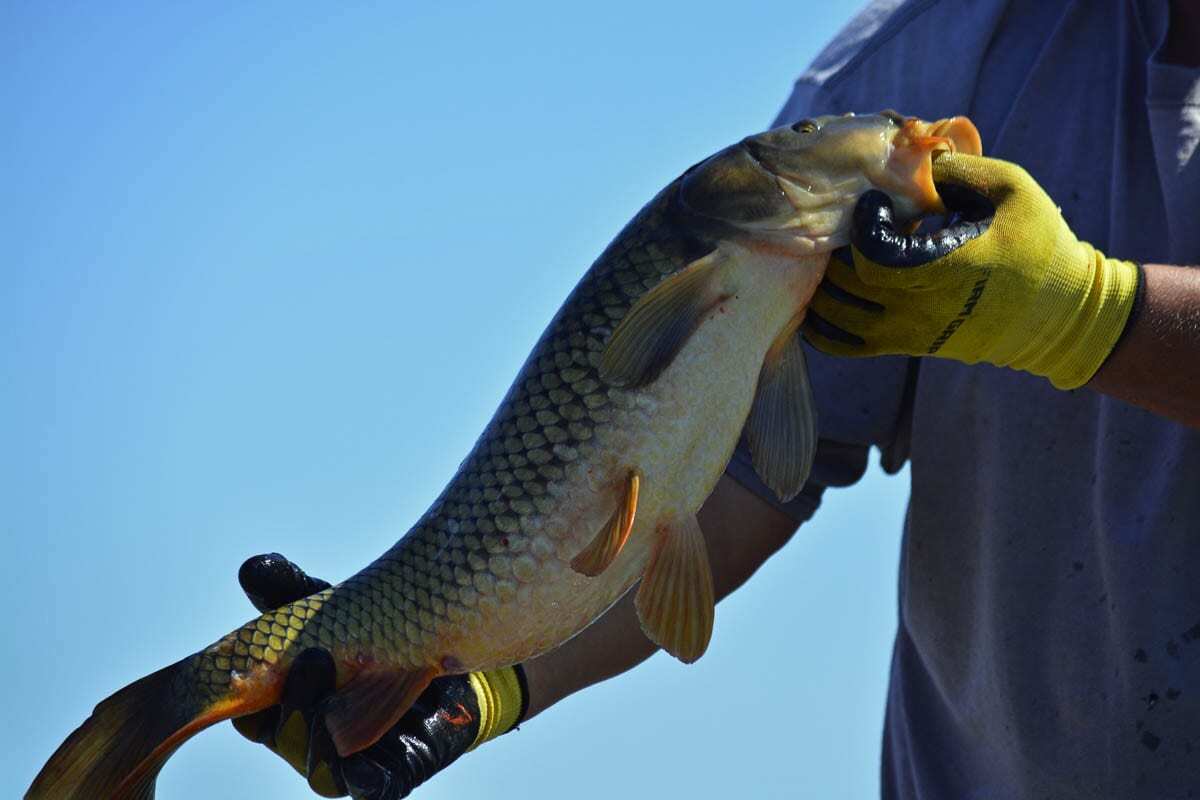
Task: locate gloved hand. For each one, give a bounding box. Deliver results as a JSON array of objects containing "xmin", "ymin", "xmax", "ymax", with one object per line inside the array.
[
  {"xmin": 231, "ymin": 553, "xmax": 529, "ymax": 799},
  {"xmin": 803, "ymin": 153, "xmax": 1141, "ymax": 389}
]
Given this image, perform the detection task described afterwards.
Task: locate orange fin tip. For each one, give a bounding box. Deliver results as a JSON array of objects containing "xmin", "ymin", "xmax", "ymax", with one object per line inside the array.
[{"xmin": 571, "ymin": 469, "xmax": 641, "ymax": 577}]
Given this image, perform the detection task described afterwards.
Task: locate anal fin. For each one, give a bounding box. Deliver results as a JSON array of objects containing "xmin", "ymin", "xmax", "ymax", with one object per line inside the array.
[
  {"xmin": 599, "ymin": 250, "xmax": 729, "ymax": 389},
  {"xmin": 323, "ymin": 667, "xmax": 439, "ymax": 757},
  {"xmin": 571, "ymin": 469, "xmax": 641, "ymax": 577},
  {"xmin": 634, "ymin": 514, "xmax": 715, "ymax": 664},
  {"xmin": 745, "ymin": 315, "xmax": 817, "ymax": 502}
]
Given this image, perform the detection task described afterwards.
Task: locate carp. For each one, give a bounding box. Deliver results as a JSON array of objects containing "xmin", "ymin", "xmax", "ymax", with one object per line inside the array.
[{"xmin": 29, "ymin": 111, "xmax": 981, "ymax": 798}]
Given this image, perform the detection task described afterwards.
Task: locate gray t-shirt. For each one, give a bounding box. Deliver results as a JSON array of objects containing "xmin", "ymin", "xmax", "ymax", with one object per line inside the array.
[{"xmin": 726, "ymin": 1, "xmax": 1200, "ymax": 797}]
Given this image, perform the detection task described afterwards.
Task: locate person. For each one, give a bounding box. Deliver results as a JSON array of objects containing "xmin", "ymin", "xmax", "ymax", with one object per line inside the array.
[{"xmin": 232, "ymin": 1, "xmax": 1200, "ymax": 797}]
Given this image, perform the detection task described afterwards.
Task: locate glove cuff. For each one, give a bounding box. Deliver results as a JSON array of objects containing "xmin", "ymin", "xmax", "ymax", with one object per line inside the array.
[
  {"xmin": 467, "ymin": 664, "xmax": 528, "ymax": 750},
  {"xmin": 1020, "ymin": 241, "xmax": 1140, "ymax": 389}
]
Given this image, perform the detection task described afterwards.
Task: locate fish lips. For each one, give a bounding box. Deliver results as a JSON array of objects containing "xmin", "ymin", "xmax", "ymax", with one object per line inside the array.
[{"xmin": 884, "ymin": 116, "xmax": 983, "ymax": 215}]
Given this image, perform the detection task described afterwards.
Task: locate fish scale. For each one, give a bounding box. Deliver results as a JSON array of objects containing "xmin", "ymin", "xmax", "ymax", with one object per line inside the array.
[
  {"xmin": 28, "ymin": 112, "xmax": 984, "ymax": 799},
  {"xmin": 185, "ymin": 185, "xmax": 706, "ymax": 704}
]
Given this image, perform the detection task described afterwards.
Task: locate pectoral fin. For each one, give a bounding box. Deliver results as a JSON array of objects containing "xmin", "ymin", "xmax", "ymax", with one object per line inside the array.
[
  {"xmin": 634, "ymin": 514, "xmax": 715, "ymax": 663},
  {"xmin": 323, "ymin": 667, "xmax": 439, "ymax": 756},
  {"xmin": 599, "ymin": 251, "xmax": 727, "ymax": 388},
  {"xmin": 572, "ymin": 469, "xmax": 641, "ymax": 577},
  {"xmin": 745, "ymin": 316, "xmax": 817, "ymax": 503}
]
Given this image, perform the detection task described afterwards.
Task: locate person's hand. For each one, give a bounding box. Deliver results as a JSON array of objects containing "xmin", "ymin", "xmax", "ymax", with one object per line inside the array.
[
  {"xmin": 804, "ymin": 153, "xmax": 1141, "ymax": 389},
  {"xmin": 231, "ymin": 553, "xmax": 528, "ymax": 799}
]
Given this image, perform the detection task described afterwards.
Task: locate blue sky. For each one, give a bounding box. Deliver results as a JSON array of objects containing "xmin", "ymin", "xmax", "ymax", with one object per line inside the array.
[{"xmin": 2, "ymin": 2, "xmax": 913, "ymax": 797}]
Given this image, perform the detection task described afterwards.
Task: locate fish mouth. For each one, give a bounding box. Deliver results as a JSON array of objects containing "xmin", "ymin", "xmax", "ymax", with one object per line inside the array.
[{"xmin": 886, "ymin": 116, "xmax": 983, "ymax": 214}]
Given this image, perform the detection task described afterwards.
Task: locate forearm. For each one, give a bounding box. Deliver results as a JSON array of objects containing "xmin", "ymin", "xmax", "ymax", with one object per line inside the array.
[
  {"xmin": 1088, "ymin": 263, "xmax": 1200, "ymax": 428},
  {"xmin": 522, "ymin": 474, "xmax": 801, "ymax": 718}
]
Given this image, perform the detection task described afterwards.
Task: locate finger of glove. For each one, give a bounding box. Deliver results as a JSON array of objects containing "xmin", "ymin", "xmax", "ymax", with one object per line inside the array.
[
  {"xmin": 269, "ymin": 648, "xmax": 338, "ymax": 775},
  {"xmin": 803, "ymin": 260, "xmax": 878, "ymax": 350},
  {"xmin": 822, "ymin": 258, "xmax": 887, "ymax": 312},
  {"xmin": 810, "ymin": 289, "xmax": 942, "ymax": 358},
  {"xmin": 933, "ymin": 152, "xmax": 1063, "ymax": 262},
  {"xmin": 808, "ymin": 258, "xmax": 931, "ymax": 357},
  {"xmin": 850, "ymin": 190, "xmax": 992, "ymax": 287},
  {"xmin": 342, "ymin": 753, "xmax": 412, "ymax": 800},
  {"xmin": 239, "ymin": 552, "xmax": 332, "ymax": 612},
  {"xmin": 829, "ymin": 244, "xmax": 853, "ymax": 269},
  {"xmin": 306, "ymin": 716, "xmax": 350, "ymax": 798},
  {"xmin": 801, "ymin": 310, "xmax": 865, "ymax": 357},
  {"xmin": 931, "ymin": 153, "xmax": 1032, "ymax": 204},
  {"xmin": 806, "ymin": 295, "xmax": 894, "ymax": 357}
]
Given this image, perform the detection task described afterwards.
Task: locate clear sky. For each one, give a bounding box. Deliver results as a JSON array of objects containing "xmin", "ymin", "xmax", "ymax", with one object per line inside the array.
[{"xmin": 3, "ymin": 2, "xmax": 914, "ymax": 797}]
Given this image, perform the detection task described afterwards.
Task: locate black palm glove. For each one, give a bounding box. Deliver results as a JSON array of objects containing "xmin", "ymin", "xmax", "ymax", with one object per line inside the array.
[
  {"xmin": 803, "ymin": 154, "xmax": 1140, "ymax": 390},
  {"xmin": 231, "ymin": 553, "xmax": 529, "ymax": 800}
]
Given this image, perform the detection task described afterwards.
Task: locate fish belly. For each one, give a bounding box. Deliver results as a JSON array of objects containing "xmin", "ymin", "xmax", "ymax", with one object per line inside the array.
[{"xmin": 444, "ymin": 248, "xmax": 826, "ymax": 668}]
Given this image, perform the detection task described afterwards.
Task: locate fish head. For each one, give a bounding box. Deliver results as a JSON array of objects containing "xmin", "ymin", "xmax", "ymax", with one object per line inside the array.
[{"xmin": 678, "ymin": 111, "xmax": 982, "ymax": 252}]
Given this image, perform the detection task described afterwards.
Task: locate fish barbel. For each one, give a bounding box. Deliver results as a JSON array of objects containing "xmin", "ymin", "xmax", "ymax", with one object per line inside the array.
[{"xmin": 29, "ymin": 112, "xmax": 981, "ymax": 799}]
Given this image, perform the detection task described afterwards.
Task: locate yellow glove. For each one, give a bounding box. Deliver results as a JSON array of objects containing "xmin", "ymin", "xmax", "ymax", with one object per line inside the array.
[
  {"xmin": 466, "ymin": 665, "xmax": 528, "ymax": 749},
  {"xmin": 237, "ymin": 661, "xmax": 526, "ymax": 797},
  {"xmin": 233, "ymin": 554, "xmax": 528, "ymax": 797},
  {"xmin": 804, "ymin": 153, "xmax": 1141, "ymax": 389}
]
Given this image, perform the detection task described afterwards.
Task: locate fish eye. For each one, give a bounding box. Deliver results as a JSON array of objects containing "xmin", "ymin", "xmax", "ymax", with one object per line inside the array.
[
  {"xmin": 791, "ymin": 119, "xmax": 819, "ymax": 134},
  {"xmin": 880, "ymin": 109, "xmax": 906, "ymax": 126}
]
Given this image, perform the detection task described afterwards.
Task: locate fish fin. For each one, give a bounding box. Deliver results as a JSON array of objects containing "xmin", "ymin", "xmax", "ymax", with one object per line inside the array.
[
  {"xmin": 634, "ymin": 514, "xmax": 715, "ymax": 663},
  {"xmin": 571, "ymin": 469, "xmax": 641, "ymax": 576},
  {"xmin": 599, "ymin": 251, "xmax": 728, "ymax": 388},
  {"xmin": 323, "ymin": 666, "xmax": 439, "ymax": 757},
  {"xmin": 27, "ymin": 657, "xmax": 252, "ymax": 800},
  {"xmin": 745, "ymin": 316, "xmax": 817, "ymax": 502}
]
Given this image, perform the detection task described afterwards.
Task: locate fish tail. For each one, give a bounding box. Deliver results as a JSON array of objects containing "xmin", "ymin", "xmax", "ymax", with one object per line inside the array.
[{"xmin": 27, "ymin": 649, "xmax": 272, "ymax": 800}]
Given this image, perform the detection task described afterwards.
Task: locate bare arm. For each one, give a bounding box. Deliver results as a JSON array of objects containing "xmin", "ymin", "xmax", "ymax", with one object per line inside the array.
[
  {"xmin": 522, "ymin": 474, "xmax": 800, "ymax": 718},
  {"xmin": 1088, "ymin": 263, "xmax": 1200, "ymax": 428},
  {"xmin": 1083, "ymin": 2, "xmax": 1199, "ymax": 424}
]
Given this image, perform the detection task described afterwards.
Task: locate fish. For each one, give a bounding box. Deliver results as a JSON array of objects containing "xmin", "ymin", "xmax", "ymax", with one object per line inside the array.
[{"xmin": 28, "ymin": 111, "xmax": 981, "ymax": 799}]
